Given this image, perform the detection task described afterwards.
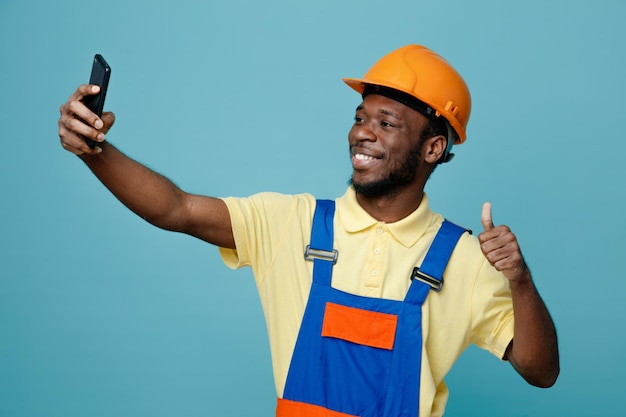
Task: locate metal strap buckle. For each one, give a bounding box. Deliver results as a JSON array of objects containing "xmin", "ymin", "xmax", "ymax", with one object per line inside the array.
[
  {"xmin": 411, "ymin": 267, "xmax": 443, "ymax": 292},
  {"xmin": 304, "ymin": 245, "xmax": 338, "ymax": 264}
]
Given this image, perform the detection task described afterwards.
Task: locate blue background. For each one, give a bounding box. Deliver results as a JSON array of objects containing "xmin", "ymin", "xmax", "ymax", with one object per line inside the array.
[{"xmin": 1, "ymin": 0, "xmax": 625, "ymax": 415}]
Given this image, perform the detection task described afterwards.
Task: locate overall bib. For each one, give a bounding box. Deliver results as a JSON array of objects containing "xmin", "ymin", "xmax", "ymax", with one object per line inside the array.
[{"xmin": 277, "ymin": 200, "xmax": 467, "ymax": 417}]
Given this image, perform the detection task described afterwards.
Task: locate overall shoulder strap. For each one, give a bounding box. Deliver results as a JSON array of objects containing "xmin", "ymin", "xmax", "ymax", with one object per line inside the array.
[
  {"xmin": 406, "ymin": 220, "xmax": 469, "ymax": 304},
  {"xmin": 304, "ymin": 199, "xmax": 337, "ymax": 287}
]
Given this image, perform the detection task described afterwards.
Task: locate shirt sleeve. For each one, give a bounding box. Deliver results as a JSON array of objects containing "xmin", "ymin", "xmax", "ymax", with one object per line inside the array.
[
  {"xmin": 218, "ymin": 192, "xmax": 316, "ymax": 276},
  {"xmin": 470, "ymin": 256, "xmax": 515, "ymax": 360}
]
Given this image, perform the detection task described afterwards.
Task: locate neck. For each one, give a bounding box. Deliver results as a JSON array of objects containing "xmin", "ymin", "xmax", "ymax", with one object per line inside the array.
[{"xmin": 355, "ymin": 188, "xmax": 425, "ymax": 223}]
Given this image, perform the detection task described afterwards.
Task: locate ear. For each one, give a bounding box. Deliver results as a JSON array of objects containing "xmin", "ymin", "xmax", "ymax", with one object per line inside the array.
[{"xmin": 423, "ymin": 135, "xmax": 447, "ymax": 164}]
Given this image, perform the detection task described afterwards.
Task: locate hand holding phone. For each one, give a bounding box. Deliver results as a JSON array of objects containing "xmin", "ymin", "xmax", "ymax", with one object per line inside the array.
[{"xmin": 82, "ymin": 54, "xmax": 111, "ymax": 148}]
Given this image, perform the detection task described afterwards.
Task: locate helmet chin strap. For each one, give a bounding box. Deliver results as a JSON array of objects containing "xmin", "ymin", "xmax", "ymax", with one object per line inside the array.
[{"xmin": 440, "ymin": 122, "xmax": 456, "ymax": 164}]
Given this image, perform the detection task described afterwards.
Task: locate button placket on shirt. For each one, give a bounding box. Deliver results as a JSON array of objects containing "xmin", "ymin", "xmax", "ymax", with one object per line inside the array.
[{"xmin": 364, "ymin": 224, "xmax": 388, "ymax": 297}]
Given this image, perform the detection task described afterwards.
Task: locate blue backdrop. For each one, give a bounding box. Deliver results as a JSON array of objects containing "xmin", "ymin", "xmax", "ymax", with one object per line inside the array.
[{"xmin": 1, "ymin": 0, "xmax": 624, "ymax": 416}]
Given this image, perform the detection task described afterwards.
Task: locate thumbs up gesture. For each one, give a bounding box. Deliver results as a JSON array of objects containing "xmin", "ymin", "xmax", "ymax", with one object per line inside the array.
[{"xmin": 479, "ymin": 202, "xmax": 529, "ymax": 283}]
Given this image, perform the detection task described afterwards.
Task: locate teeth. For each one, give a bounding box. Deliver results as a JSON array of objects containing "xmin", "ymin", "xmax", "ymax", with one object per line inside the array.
[{"xmin": 355, "ymin": 153, "xmax": 376, "ymax": 161}]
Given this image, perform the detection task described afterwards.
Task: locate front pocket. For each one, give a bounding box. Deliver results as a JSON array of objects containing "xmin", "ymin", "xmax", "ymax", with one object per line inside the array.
[{"xmin": 321, "ymin": 302, "xmax": 398, "ymax": 350}]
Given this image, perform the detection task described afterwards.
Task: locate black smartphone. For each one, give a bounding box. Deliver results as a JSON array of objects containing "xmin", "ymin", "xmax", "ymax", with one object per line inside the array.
[{"xmin": 82, "ymin": 54, "xmax": 111, "ymax": 148}]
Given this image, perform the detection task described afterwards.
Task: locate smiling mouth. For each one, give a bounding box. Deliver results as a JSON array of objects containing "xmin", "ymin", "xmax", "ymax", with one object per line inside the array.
[
  {"xmin": 351, "ymin": 150, "xmax": 382, "ymax": 171},
  {"xmin": 353, "ymin": 153, "xmax": 378, "ymax": 161},
  {"xmin": 351, "ymin": 146, "xmax": 382, "ymax": 161}
]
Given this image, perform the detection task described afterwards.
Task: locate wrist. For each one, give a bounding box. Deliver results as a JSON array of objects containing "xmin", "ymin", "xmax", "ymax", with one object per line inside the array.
[{"xmin": 508, "ymin": 269, "xmax": 533, "ymax": 290}]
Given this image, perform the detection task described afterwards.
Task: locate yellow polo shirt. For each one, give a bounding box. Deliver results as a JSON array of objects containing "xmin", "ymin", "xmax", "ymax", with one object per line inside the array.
[{"xmin": 219, "ymin": 188, "xmax": 514, "ymax": 417}]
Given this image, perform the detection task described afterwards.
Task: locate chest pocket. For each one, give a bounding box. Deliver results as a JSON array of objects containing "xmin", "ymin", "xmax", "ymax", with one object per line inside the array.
[{"xmin": 322, "ymin": 302, "xmax": 398, "ymax": 350}]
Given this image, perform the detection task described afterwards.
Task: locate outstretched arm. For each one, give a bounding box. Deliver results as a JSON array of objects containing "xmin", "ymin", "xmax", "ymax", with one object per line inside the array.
[
  {"xmin": 58, "ymin": 84, "xmax": 235, "ymax": 249},
  {"xmin": 479, "ymin": 202, "xmax": 559, "ymax": 387}
]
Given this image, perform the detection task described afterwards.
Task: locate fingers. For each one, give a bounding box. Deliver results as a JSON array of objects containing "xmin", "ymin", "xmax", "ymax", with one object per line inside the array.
[
  {"xmin": 482, "ymin": 232, "xmax": 527, "ymax": 281},
  {"xmin": 480, "ymin": 228, "xmax": 516, "ymax": 261},
  {"xmin": 481, "ymin": 202, "xmax": 494, "ymax": 231},
  {"xmin": 58, "ymin": 85, "xmax": 114, "ymax": 155},
  {"xmin": 58, "ymin": 113, "xmax": 103, "ymax": 155},
  {"xmin": 66, "ymin": 85, "xmax": 102, "ymax": 124}
]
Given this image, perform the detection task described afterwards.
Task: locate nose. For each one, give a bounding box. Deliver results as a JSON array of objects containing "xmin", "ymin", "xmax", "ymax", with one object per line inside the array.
[{"xmin": 350, "ymin": 122, "xmax": 377, "ymax": 143}]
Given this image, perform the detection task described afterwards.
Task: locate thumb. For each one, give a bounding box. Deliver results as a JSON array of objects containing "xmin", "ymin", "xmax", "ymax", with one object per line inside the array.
[
  {"xmin": 481, "ymin": 202, "xmax": 494, "ymax": 231},
  {"xmin": 100, "ymin": 111, "xmax": 116, "ymax": 134}
]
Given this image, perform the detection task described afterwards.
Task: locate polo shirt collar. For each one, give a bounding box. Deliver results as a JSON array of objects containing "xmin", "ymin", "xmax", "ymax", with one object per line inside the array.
[{"xmin": 336, "ymin": 187, "xmax": 435, "ymax": 248}]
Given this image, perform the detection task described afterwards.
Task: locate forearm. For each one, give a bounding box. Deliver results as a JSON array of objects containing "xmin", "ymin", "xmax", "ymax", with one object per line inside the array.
[
  {"xmin": 58, "ymin": 86, "xmax": 234, "ymax": 247},
  {"xmin": 80, "ymin": 142, "xmax": 189, "ymax": 231},
  {"xmin": 507, "ymin": 271, "xmax": 560, "ymax": 387}
]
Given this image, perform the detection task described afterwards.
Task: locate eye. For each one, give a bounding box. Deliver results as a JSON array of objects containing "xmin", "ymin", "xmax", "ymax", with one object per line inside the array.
[
  {"xmin": 381, "ymin": 120, "xmax": 396, "ymax": 128},
  {"xmin": 354, "ymin": 116, "xmax": 364, "ymax": 124}
]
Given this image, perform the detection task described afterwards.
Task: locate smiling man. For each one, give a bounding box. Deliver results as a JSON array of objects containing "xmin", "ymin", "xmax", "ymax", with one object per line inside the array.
[{"xmin": 58, "ymin": 44, "xmax": 559, "ymax": 417}]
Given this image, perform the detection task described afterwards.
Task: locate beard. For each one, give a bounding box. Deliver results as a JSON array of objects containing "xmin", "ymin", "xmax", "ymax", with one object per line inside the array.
[{"xmin": 349, "ymin": 142, "xmax": 422, "ymax": 199}]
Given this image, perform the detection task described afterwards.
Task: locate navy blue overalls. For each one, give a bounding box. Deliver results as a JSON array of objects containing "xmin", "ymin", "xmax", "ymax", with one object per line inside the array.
[{"xmin": 276, "ymin": 200, "xmax": 467, "ymax": 417}]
